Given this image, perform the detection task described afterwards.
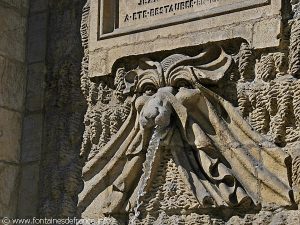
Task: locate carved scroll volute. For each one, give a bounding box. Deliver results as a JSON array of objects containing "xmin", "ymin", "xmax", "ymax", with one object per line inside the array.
[
  {"xmin": 164, "ymin": 45, "xmax": 232, "ymax": 85},
  {"xmin": 124, "ymin": 59, "xmax": 164, "ymax": 95}
]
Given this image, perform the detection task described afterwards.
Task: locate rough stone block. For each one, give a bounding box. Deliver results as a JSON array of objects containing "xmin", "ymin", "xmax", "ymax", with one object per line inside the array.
[
  {"xmin": 0, "ymin": 108, "xmax": 22, "ymax": 163},
  {"xmin": 17, "ymin": 162, "xmax": 40, "ymax": 218},
  {"xmin": 0, "ymin": 56, "xmax": 26, "ymax": 112},
  {"xmin": 25, "ymin": 63, "xmax": 46, "ymax": 112},
  {"xmin": 27, "ymin": 12, "xmax": 48, "ymax": 63},
  {"xmin": 21, "ymin": 113, "xmax": 43, "ymax": 163},
  {"xmin": 0, "ymin": 6, "xmax": 26, "ymax": 62},
  {"xmin": 0, "ymin": 163, "xmax": 19, "ymax": 218}
]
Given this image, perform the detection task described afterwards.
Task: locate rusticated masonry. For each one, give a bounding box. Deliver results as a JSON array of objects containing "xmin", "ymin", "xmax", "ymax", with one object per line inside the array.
[{"xmin": 78, "ymin": 0, "xmax": 300, "ymax": 224}]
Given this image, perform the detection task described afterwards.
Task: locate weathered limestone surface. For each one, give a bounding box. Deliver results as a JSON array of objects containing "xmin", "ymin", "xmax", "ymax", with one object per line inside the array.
[
  {"xmin": 0, "ymin": 108, "xmax": 22, "ymax": 163},
  {"xmin": 0, "ymin": 3, "xmax": 27, "ymax": 62},
  {"xmin": 16, "ymin": 0, "xmax": 49, "ymax": 218},
  {"xmin": 0, "ymin": 55, "xmax": 26, "ymax": 112},
  {"xmin": 29, "ymin": 0, "xmax": 47, "ymax": 13},
  {"xmin": 21, "ymin": 113, "xmax": 43, "ymax": 163},
  {"xmin": 25, "ymin": 63, "xmax": 46, "ymax": 113},
  {"xmin": 1, "ymin": 0, "xmax": 300, "ymax": 223},
  {"xmin": 27, "ymin": 11, "xmax": 48, "ymax": 64},
  {"xmin": 0, "ymin": 0, "xmax": 28, "ymax": 10},
  {"xmin": 88, "ymin": 0, "xmax": 282, "ymax": 77},
  {"xmin": 37, "ymin": 0, "xmax": 87, "ymax": 219},
  {"xmin": 17, "ymin": 162, "xmax": 41, "ymax": 218},
  {"xmin": 78, "ymin": 0, "xmax": 300, "ymax": 224},
  {"xmin": 0, "ymin": 0, "xmax": 28, "ymax": 218},
  {"xmin": 0, "ymin": 163, "xmax": 19, "ymax": 218}
]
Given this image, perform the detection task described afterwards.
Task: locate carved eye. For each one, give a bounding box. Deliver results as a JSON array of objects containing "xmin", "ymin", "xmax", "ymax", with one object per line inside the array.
[
  {"xmin": 174, "ymin": 79, "xmax": 192, "ymax": 89},
  {"xmin": 141, "ymin": 84, "xmax": 157, "ymax": 96}
]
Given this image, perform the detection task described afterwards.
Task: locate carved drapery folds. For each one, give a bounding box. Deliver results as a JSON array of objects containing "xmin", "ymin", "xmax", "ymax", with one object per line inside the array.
[
  {"xmin": 77, "ymin": 2, "xmax": 300, "ymax": 224},
  {"xmin": 78, "ymin": 42, "xmax": 299, "ymax": 223}
]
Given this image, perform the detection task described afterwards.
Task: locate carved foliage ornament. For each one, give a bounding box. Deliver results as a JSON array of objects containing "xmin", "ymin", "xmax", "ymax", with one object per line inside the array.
[{"xmin": 78, "ymin": 45, "xmax": 295, "ymax": 223}]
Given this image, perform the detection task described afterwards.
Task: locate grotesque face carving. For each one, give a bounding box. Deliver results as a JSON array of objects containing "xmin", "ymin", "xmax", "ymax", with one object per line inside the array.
[
  {"xmin": 126, "ymin": 46, "xmax": 231, "ymax": 132},
  {"xmin": 79, "ymin": 46, "xmax": 294, "ymax": 223}
]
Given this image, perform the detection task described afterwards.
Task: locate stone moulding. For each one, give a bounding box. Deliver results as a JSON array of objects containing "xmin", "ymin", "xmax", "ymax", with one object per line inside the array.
[
  {"xmin": 87, "ymin": 0, "xmax": 282, "ymax": 77},
  {"xmin": 98, "ymin": 0, "xmax": 270, "ymax": 39}
]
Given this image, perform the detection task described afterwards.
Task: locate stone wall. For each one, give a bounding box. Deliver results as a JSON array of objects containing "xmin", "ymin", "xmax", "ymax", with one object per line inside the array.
[
  {"xmin": 0, "ymin": 0, "xmax": 29, "ymax": 219},
  {"xmin": 1, "ymin": 0, "xmax": 86, "ymax": 219},
  {"xmin": 17, "ymin": 0, "xmax": 49, "ymax": 218},
  {"xmin": 0, "ymin": 0, "xmax": 85, "ymax": 219}
]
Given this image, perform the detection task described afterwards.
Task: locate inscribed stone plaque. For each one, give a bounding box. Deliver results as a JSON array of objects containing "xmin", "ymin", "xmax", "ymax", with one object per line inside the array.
[
  {"xmin": 89, "ymin": 0, "xmax": 282, "ymax": 76},
  {"xmin": 115, "ymin": 0, "xmax": 269, "ymax": 35}
]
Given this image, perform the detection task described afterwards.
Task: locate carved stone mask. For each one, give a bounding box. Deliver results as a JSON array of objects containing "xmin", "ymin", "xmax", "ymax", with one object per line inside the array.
[
  {"xmin": 78, "ymin": 45, "xmax": 294, "ymax": 222},
  {"xmin": 124, "ymin": 46, "xmax": 232, "ymax": 131}
]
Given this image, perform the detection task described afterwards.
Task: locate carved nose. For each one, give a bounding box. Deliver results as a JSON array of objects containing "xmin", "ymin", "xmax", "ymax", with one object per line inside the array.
[
  {"xmin": 140, "ymin": 97, "xmax": 160, "ymax": 128},
  {"xmin": 140, "ymin": 89, "xmax": 173, "ymax": 129},
  {"xmin": 140, "ymin": 105, "xmax": 159, "ymax": 128},
  {"xmin": 144, "ymin": 108, "xmax": 159, "ymax": 120}
]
